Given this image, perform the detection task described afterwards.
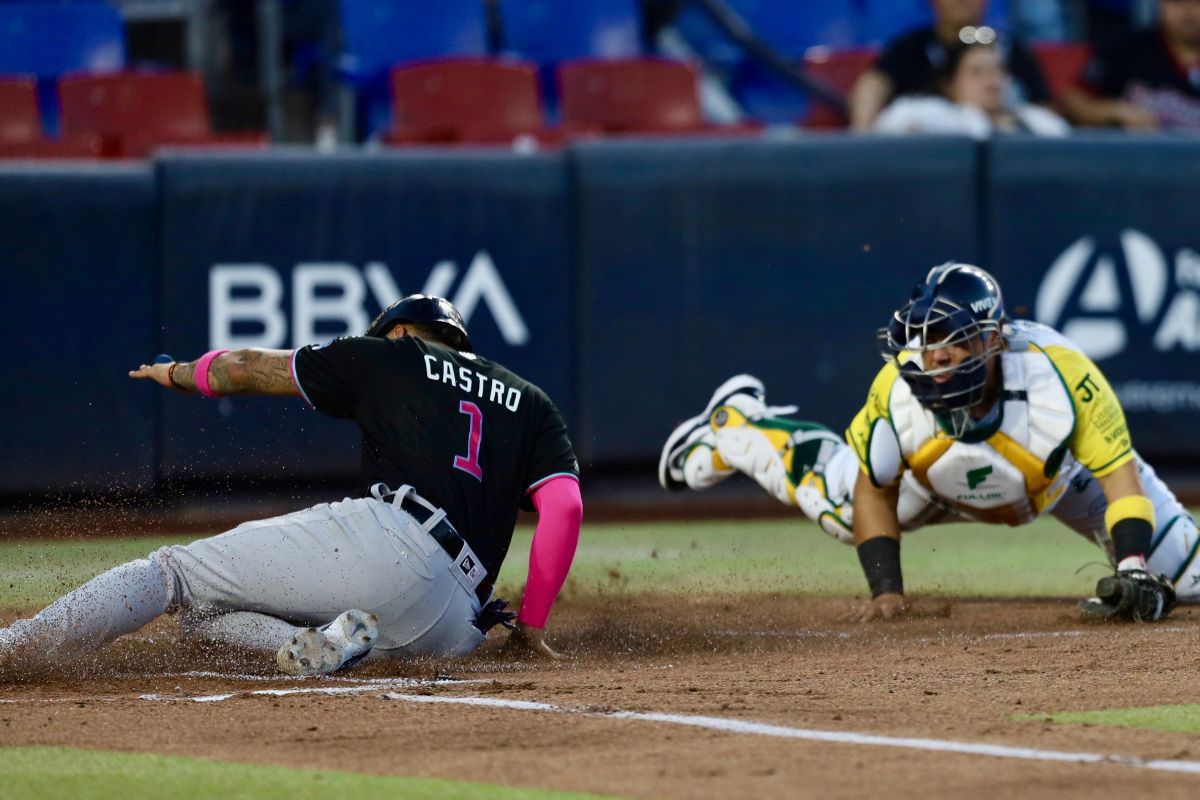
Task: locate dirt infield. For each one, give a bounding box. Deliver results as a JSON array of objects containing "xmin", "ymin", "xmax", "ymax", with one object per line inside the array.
[{"xmin": 3, "ymin": 594, "xmax": 1200, "ymax": 798}]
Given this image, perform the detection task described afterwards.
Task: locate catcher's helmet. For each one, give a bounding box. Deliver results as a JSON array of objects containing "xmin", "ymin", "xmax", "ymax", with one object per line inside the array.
[
  {"xmin": 366, "ymin": 294, "xmax": 473, "ymax": 352},
  {"xmin": 877, "ymin": 263, "xmax": 1005, "ymax": 428}
]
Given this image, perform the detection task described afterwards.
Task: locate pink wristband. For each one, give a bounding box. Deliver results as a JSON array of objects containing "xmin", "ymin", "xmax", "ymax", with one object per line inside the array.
[{"xmin": 194, "ymin": 349, "xmax": 230, "ymax": 398}]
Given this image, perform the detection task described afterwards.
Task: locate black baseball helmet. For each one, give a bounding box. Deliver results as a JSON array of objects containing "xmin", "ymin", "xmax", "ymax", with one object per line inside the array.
[
  {"xmin": 877, "ymin": 263, "xmax": 1006, "ymax": 425},
  {"xmin": 366, "ymin": 294, "xmax": 473, "ymax": 352}
]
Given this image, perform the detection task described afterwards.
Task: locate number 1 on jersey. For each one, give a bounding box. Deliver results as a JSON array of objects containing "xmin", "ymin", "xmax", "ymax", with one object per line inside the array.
[{"xmin": 453, "ymin": 400, "xmax": 484, "ymax": 481}]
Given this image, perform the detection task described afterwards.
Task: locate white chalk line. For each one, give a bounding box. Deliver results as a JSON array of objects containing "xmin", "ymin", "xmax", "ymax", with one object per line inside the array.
[
  {"xmin": 161, "ymin": 671, "xmax": 469, "ymax": 685},
  {"xmin": 138, "ymin": 676, "xmax": 480, "ymax": 703},
  {"xmin": 0, "ymin": 677, "xmax": 481, "ymax": 705},
  {"xmin": 383, "ymin": 692, "xmax": 1200, "ymax": 776}
]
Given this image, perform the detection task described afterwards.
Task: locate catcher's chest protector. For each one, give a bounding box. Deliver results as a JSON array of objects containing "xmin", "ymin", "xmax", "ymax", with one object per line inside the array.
[{"xmin": 890, "ymin": 350, "xmax": 1078, "ymax": 526}]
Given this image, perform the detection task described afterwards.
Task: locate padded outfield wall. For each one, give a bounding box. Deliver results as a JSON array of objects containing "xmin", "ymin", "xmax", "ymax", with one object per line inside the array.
[{"xmin": 0, "ymin": 136, "xmax": 1197, "ymax": 493}]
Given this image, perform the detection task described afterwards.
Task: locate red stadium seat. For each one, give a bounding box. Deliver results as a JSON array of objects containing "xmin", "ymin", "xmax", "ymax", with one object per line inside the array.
[
  {"xmin": 1031, "ymin": 42, "xmax": 1091, "ymax": 103},
  {"xmin": 0, "ymin": 76, "xmax": 41, "ymax": 142},
  {"xmin": 801, "ymin": 47, "xmax": 877, "ymax": 129},
  {"xmin": 557, "ymin": 58, "xmax": 759, "ymax": 137},
  {"xmin": 387, "ymin": 59, "xmax": 554, "ymax": 146},
  {"xmin": 58, "ymin": 71, "xmax": 266, "ymax": 158},
  {"xmin": 0, "ymin": 75, "xmax": 103, "ymax": 158}
]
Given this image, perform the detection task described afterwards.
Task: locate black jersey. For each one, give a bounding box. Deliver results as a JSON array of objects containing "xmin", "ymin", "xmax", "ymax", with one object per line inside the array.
[
  {"xmin": 875, "ymin": 27, "xmax": 1050, "ymax": 104},
  {"xmin": 292, "ymin": 336, "xmax": 579, "ymax": 576}
]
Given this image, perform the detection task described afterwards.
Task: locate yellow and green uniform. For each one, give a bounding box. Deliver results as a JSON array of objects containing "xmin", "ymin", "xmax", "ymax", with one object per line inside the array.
[{"xmin": 842, "ymin": 320, "xmax": 1198, "ymax": 595}]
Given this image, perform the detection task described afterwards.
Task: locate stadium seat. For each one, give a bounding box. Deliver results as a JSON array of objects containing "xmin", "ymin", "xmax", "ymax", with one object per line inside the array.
[
  {"xmin": 339, "ymin": 0, "xmax": 489, "ymax": 76},
  {"xmin": 0, "ymin": 76, "xmax": 41, "ymax": 143},
  {"xmin": 339, "ymin": 0, "xmax": 490, "ymax": 140},
  {"xmin": 498, "ymin": 0, "xmax": 642, "ymax": 64},
  {"xmin": 58, "ymin": 71, "xmax": 266, "ymax": 158},
  {"xmin": 860, "ymin": 0, "xmax": 1011, "ymax": 45},
  {"xmin": 0, "ymin": 2, "xmax": 125, "ymax": 135},
  {"xmin": 0, "ymin": 75, "xmax": 103, "ymax": 158},
  {"xmin": 557, "ymin": 58, "xmax": 759, "ymax": 137},
  {"xmin": 386, "ymin": 59, "xmax": 553, "ymax": 146},
  {"xmin": 1031, "ymin": 41, "xmax": 1091, "ymax": 103},
  {"xmin": 672, "ymin": 0, "xmax": 859, "ymax": 62},
  {"xmin": 801, "ymin": 48, "xmax": 877, "ymax": 128},
  {"xmin": 731, "ymin": 0, "xmax": 859, "ymax": 54},
  {"xmin": 0, "ymin": 2, "xmax": 124, "ymax": 78}
]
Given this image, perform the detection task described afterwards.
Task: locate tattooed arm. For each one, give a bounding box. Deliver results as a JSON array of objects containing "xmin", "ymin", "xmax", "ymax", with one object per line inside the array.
[{"xmin": 129, "ymin": 349, "xmax": 300, "ymax": 397}]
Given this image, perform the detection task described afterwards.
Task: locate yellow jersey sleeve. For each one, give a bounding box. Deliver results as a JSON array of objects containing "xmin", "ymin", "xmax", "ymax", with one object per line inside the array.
[
  {"xmin": 1040, "ymin": 344, "xmax": 1133, "ymax": 478},
  {"xmin": 845, "ymin": 362, "xmax": 903, "ymax": 486}
]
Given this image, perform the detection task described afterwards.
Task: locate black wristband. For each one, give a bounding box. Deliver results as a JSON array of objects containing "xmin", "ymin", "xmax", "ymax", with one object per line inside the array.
[
  {"xmin": 857, "ymin": 536, "xmax": 903, "ymax": 598},
  {"xmin": 1111, "ymin": 517, "xmax": 1153, "ymax": 563}
]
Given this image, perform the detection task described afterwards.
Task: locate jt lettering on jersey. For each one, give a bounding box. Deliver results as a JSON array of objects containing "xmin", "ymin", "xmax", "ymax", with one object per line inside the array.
[{"xmin": 424, "ymin": 354, "xmax": 523, "ymax": 412}]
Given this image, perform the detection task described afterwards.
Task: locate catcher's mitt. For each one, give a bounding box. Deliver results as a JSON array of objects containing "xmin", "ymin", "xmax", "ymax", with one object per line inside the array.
[{"xmin": 1078, "ymin": 569, "xmax": 1177, "ymax": 622}]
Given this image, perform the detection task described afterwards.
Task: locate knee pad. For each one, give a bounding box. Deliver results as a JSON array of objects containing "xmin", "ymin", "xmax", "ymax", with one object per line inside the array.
[
  {"xmin": 681, "ymin": 435, "xmax": 734, "ymax": 490},
  {"xmin": 795, "ymin": 472, "xmax": 854, "ymax": 544}
]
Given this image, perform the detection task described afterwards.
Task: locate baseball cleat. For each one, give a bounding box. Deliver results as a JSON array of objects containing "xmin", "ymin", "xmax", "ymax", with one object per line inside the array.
[
  {"xmin": 276, "ymin": 609, "xmax": 378, "ymax": 676},
  {"xmin": 658, "ymin": 374, "xmax": 766, "ymax": 491}
]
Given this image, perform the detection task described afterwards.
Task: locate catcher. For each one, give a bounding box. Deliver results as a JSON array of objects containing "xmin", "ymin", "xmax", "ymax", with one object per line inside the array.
[
  {"xmin": 0, "ymin": 295, "xmax": 582, "ymax": 675},
  {"xmin": 660, "ymin": 264, "xmax": 1194, "ymax": 623}
]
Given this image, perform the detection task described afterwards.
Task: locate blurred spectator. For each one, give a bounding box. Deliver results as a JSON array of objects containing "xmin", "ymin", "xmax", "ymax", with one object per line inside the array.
[
  {"xmin": 874, "ymin": 39, "xmax": 1071, "ymax": 137},
  {"xmin": 1064, "ymin": 0, "xmax": 1200, "ymax": 130},
  {"xmin": 850, "ymin": 0, "xmax": 1050, "ymax": 131}
]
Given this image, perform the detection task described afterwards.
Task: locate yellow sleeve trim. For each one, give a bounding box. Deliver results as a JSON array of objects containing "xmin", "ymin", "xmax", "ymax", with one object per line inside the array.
[{"xmin": 1105, "ymin": 494, "xmax": 1155, "ymax": 533}]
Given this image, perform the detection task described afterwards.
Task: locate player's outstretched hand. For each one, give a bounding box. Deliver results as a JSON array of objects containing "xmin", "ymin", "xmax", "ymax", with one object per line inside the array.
[
  {"xmin": 500, "ymin": 623, "xmax": 565, "ymax": 661},
  {"xmin": 851, "ymin": 592, "xmax": 908, "ymax": 623},
  {"xmin": 129, "ymin": 355, "xmax": 186, "ymax": 391}
]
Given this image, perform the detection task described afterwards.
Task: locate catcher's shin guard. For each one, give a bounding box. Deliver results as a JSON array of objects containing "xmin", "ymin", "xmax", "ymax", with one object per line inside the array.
[
  {"xmin": 658, "ymin": 374, "xmax": 766, "ymax": 491},
  {"xmin": 711, "ymin": 405, "xmax": 843, "ymax": 510}
]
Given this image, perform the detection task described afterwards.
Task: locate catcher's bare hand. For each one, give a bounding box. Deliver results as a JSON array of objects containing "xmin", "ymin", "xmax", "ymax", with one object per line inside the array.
[
  {"xmin": 852, "ymin": 592, "xmax": 908, "ymax": 623},
  {"xmin": 500, "ymin": 623, "xmax": 564, "ymax": 661}
]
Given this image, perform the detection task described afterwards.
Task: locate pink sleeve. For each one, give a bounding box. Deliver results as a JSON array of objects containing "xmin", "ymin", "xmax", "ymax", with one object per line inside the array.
[{"xmin": 518, "ymin": 476, "xmax": 583, "ymax": 628}]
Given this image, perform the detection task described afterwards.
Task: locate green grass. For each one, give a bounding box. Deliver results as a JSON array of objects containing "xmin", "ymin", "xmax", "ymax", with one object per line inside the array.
[
  {"xmin": 0, "ymin": 536, "xmax": 196, "ymax": 609},
  {"xmin": 0, "ymin": 746, "xmax": 621, "ymax": 800},
  {"xmin": 1018, "ymin": 706, "xmax": 1200, "ymax": 734},
  {"xmin": 493, "ymin": 517, "xmax": 1111, "ymax": 598},
  {"xmin": 0, "ymin": 516, "xmax": 1117, "ymax": 610}
]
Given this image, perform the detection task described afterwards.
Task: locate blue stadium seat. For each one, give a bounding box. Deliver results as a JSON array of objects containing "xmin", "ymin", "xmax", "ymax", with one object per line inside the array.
[
  {"xmin": 861, "ymin": 0, "xmax": 1011, "ymax": 45},
  {"xmin": 0, "ymin": 2, "xmax": 124, "ymax": 135},
  {"xmin": 728, "ymin": 0, "xmax": 859, "ymax": 54},
  {"xmin": 337, "ymin": 0, "xmax": 489, "ymax": 140},
  {"xmin": 671, "ymin": 0, "xmax": 859, "ymax": 85},
  {"xmin": 0, "ymin": 2, "xmax": 124, "ymax": 78},
  {"xmin": 498, "ymin": 0, "xmax": 642, "ymax": 64},
  {"xmin": 338, "ymin": 0, "xmax": 489, "ymax": 77}
]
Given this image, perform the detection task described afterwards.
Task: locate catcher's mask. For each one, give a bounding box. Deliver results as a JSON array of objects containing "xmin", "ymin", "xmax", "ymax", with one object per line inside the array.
[
  {"xmin": 366, "ymin": 294, "xmax": 473, "ymax": 352},
  {"xmin": 876, "ymin": 263, "xmax": 1005, "ymax": 436}
]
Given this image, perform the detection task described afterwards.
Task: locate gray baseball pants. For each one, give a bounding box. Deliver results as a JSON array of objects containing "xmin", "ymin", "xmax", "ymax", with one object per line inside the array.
[{"xmin": 1, "ymin": 486, "xmax": 485, "ymax": 666}]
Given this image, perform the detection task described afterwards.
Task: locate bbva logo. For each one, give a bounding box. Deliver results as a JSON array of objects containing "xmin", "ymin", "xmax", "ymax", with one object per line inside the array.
[
  {"xmin": 208, "ymin": 251, "xmax": 529, "ymax": 350},
  {"xmin": 1035, "ymin": 229, "xmax": 1200, "ymax": 360}
]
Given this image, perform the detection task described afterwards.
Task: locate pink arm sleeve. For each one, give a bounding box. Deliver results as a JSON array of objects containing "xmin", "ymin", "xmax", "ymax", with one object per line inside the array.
[{"xmin": 518, "ymin": 476, "xmax": 583, "ymax": 628}]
